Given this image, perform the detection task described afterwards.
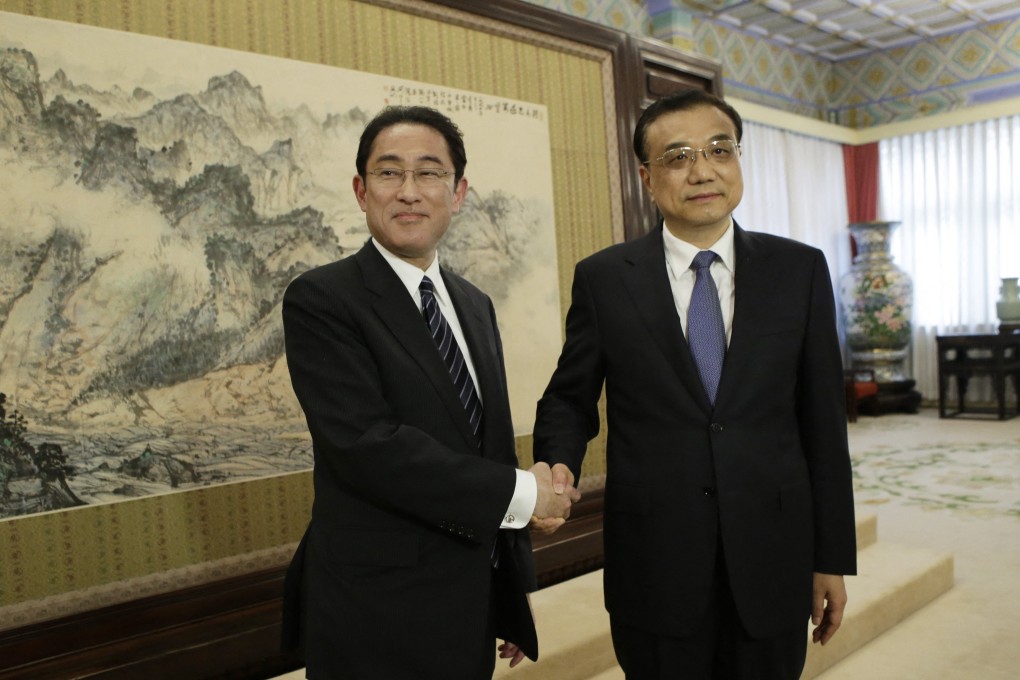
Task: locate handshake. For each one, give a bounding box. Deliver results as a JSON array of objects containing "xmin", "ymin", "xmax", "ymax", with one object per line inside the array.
[{"xmin": 528, "ymin": 461, "xmax": 581, "ymax": 535}]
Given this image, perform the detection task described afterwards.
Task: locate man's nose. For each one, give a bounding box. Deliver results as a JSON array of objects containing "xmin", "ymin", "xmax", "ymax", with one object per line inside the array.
[
  {"xmin": 687, "ymin": 152, "xmax": 715, "ymax": 180},
  {"xmin": 396, "ymin": 172, "xmax": 423, "ymax": 199}
]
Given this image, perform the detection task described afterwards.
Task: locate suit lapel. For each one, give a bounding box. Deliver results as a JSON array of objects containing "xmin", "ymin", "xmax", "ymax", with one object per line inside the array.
[
  {"xmin": 620, "ymin": 228, "xmax": 709, "ymax": 409},
  {"xmin": 355, "ymin": 244, "xmax": 481, "ymax": 452},
  {"xmin": 444, "ymin": 274, "xmax": 495, "ymax": 405},
  {"xmin": 444, "ymin": 271, "xmax": 515, "ymax": 461},
  {"xmin": 715, "ymin": 224, "xmax": 776, "ymax": 405}
]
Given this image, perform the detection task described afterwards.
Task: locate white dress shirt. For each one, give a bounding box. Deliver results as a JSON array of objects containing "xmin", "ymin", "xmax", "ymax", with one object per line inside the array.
[{"xmin": 371, "ymin": 239, "xmax": 536, "ymax": 529}]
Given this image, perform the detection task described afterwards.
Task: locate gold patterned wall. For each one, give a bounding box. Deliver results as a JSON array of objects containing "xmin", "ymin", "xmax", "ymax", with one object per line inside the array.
[{"xmin": 0, "ymin": 0, "xmax": 615, "ymax": 613}]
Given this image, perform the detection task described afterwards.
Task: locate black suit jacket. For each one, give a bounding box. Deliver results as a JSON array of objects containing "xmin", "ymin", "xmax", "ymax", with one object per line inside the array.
[
  {"xmin": 281, "ymin": 241, "xmax": 537, "ymax": 679},
  {"xmin": 534, "ymin": 224, "xmax": 857, "ymax": 639}
]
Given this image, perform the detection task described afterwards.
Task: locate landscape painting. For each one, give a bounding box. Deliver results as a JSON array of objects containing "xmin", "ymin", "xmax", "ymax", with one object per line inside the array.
[{"xmin": 0, "ymin": 12, "xmax": 560, "ymax": 518}]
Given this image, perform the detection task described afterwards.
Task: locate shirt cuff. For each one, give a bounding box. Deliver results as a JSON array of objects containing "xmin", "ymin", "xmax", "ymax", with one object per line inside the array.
[{"xmin": 501, "ymin": 469, "xmax": 537, "ymax": 529}]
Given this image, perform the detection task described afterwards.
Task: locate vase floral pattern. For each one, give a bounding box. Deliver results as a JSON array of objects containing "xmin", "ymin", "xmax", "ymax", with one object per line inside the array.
[{"xmin": 840, "ymin": 221, "xmax": 913, "ymax": 382}]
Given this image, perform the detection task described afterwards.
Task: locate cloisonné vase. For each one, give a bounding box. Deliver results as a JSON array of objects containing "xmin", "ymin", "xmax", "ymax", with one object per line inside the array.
[{"xmin": 839, "ymin": 221, "xmax": 913, "ymax": 382}]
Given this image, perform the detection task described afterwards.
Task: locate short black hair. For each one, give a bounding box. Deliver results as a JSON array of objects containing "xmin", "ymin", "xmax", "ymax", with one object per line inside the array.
[
  {"xmin": 356, "ymin": 106, "xmax": 467, "ymax": 183},
  {"xmin": 633, "ymin": 90, "xmax": 743, "ymax": 163}
]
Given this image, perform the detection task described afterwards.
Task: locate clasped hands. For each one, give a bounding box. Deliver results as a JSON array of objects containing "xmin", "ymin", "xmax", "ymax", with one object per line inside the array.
[{"xmin": 528, "ymin": 461, "xmax": 581, "ymax": 535}]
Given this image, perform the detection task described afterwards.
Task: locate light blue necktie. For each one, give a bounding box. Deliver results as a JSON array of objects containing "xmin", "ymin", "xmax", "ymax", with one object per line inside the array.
[
  {"xmin": 688, "ymin": 250, "xmax": 726, "ymax": 405},
  {"xmin": 419, "ymin": 276, "xmax": 483, "ymax": 440}
]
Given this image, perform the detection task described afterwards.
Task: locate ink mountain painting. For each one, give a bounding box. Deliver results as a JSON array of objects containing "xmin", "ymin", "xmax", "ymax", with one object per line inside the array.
[{"xmin": 0, "ymin": 13, "xmax": 560, "ymax": 518}]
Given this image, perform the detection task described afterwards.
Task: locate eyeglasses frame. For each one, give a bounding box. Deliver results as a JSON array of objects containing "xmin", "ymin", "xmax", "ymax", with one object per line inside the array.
[
  {"xmin": 365, "ymin": 167, "xmax": 455, "ymax": 186},
  {"xmin": 642, "ymin": 139, "xmax": 742, "ymax": 170}
]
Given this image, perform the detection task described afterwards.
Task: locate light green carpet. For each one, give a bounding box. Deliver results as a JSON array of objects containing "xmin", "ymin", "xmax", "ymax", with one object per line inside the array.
[{"xmin": 818, "ymin": 409, "xmax": 1020, "ymax": 679}]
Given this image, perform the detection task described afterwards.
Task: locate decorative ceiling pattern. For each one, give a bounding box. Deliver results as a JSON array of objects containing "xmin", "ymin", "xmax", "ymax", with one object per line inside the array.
[
  {"xmin": 681, "ymin": 0, "xmax": 1020, "ymax": 61},
  {"xmin": 694, "ymin": 7, "xmax": 1020, "ymax": 126},
  {"xmin": 520, "ymin": 0, "xmax": 1020, "ymax": 128}
]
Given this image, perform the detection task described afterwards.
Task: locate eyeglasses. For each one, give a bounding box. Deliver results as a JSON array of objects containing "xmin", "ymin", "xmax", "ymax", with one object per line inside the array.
[
  {"xmin": 366, "ymin": 167, "xmax": 453, "ymax": 186},
  {"xmin": 643, "ymin": 139, "xmax": 741, "ymax": 171}
]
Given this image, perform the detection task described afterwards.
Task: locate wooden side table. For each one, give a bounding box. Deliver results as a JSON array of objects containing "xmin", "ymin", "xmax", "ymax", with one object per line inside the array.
[{"xmin": 936, "ymin": 334, "xmax": 1020, "ymax": 419}]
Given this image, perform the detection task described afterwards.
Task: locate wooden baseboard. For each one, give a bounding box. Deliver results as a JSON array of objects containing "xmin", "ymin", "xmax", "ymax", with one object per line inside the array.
[
  {"xmin": 0, "ymin": 488, "xmax": 604, "ymax": 680},
  {"xmin": 0, "ymin": 568, "xmax": 300, "ymax": 680}
]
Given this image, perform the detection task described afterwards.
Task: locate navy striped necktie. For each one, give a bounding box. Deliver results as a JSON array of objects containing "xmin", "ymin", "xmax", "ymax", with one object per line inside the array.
[
  {"xmin": 688, "ymin": 250, "xmax": 726, "ymax": 405},
  {"xmin": 419, "ymin": 276, "xmax": 483, "ymax": 440}
]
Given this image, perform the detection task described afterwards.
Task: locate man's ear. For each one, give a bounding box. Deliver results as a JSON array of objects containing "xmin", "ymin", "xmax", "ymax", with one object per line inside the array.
[
  {"xmin": 451, "ymin": 176, "xmax": 469, "ymax": 213},
  {"xmin": 353, "ymin": 174, "xmax": 368, "ymax": 211},
  {"xmin": 639, "ymin": 164, "xmax": 653, "ymax": 194}
]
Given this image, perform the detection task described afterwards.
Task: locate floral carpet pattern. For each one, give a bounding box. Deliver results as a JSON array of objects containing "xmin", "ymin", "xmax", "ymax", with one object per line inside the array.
[{"xmin": 849, "ymin": 412, "xmax": 1020, "ymax": 519}]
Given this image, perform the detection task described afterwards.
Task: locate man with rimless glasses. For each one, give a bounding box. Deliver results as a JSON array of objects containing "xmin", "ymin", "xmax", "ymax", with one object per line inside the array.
[
  {"xmin": 280, "ymin": 106, "xmax": 576, "ymax": 679},
  {"xmin": 534, "ymin": 90, "xmax": 857, "ymax": 679}
]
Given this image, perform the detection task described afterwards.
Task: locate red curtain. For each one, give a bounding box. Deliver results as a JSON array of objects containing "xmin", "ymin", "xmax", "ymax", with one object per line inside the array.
[{"xmin": 842, "ymin": 142, "xmax": 879, "ymax": 256}]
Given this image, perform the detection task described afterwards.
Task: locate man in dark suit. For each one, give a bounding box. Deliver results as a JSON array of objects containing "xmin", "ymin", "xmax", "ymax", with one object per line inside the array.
[
  {"xmin": 281, "ymin": 106, "xmax": 574, "ymax": 679},
  {"xmin": 534, "ymin": 90, "xmax": 857, "ymax": 679}
]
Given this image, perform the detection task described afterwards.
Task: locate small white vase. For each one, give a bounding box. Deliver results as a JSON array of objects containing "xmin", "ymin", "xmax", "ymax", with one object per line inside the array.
[{"xmin": 997, "ymin": 277, "xmax": 1020, "ymax": 323}]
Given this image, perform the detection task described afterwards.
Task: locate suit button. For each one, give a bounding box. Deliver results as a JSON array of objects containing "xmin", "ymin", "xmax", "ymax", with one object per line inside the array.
[
  {"xmin": 702, "ymin": 487, "xmax": 716, "ymax": 497},
  {"xmin": 710, "ymin": 423, "xmax": 724, "ymax": 433}
]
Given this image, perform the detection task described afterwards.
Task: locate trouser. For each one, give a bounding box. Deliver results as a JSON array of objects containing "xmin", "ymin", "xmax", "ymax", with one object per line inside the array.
[{"xmin": 610, "ymin": 551, "xmax": 807, "ymax": 680}]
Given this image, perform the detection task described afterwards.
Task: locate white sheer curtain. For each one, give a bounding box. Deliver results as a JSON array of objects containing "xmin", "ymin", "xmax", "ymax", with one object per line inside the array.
[
  {"xmin": 880, "ymin": 114, "xmax": 1020, "ymax": 400},
  {"xmin": 734, "ymin": 121, "xmax": 852, "ymax": 350}
]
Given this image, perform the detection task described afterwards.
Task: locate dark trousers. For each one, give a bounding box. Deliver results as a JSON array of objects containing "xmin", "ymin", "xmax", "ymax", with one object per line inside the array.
[{"xmin": 610, "ymin": 555, "xmax": 807, "ymax": 680}]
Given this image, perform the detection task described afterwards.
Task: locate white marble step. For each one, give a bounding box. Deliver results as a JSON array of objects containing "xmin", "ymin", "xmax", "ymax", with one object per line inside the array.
[
  {"xmin": 803, "ymin": 540, "xmax": 954, "ymax": 678},
  {"xmin": 492, "ymin": 568, "xmax": 612, "ymax": 680},
  {"xmin": 275, "ymin": 513, "xmax": 948, "ymax": 680},
  {"xmin": 496, "ymin": 511, "xmax": 953, "ymax": 680}
]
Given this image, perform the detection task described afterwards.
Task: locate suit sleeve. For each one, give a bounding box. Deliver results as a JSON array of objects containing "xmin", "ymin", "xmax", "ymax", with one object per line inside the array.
[
  {"xmin": 533, "ymin": 261, "xmax": 606, "ymax": 482},
  {"xmin": 282, "ymin": 273, "xmax": 515, "ymax": 544},
  {"xmin": 798, "ymin": 251, "xmax": 858, "ymax": 575}
]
